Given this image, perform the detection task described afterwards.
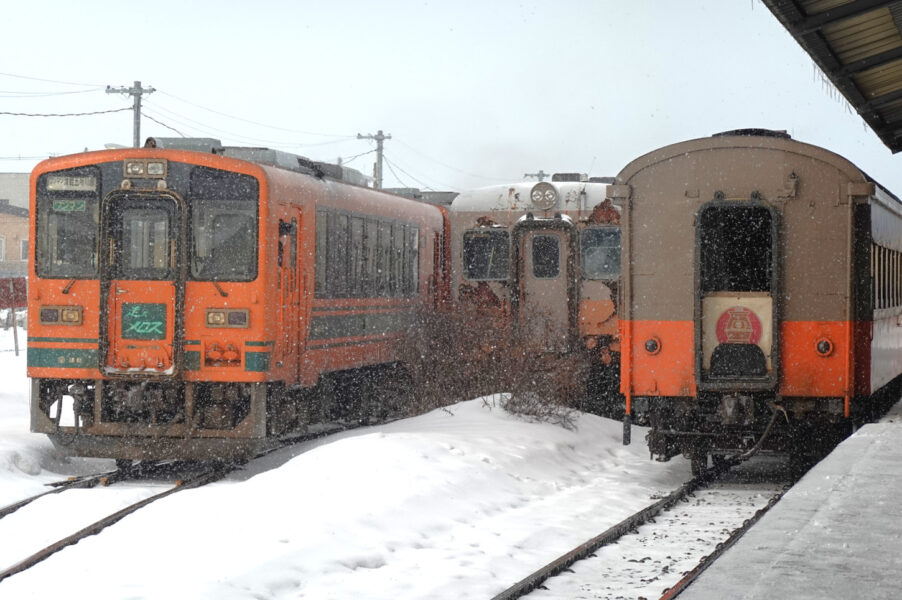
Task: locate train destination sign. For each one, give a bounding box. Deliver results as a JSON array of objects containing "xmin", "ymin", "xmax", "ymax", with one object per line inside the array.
[{"xmin": 46, "ymin": 175, "xmax": 97, "ymax": 192}]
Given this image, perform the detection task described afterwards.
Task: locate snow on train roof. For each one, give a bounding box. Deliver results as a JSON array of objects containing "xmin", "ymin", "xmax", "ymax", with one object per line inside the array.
[{"xmin": 450, "ymin": 178, "xmax": 612, "ymax": 213}]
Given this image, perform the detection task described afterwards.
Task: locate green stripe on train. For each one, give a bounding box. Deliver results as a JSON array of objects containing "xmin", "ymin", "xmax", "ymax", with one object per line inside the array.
[
  {"xmin": 309, "ymin": 310, "xmax": 417, "ymax": 340},
  {"xmin": 27, "ymin": 337, "xmax": 99, "ymax": 344},
  {"xmin": 28, "ymin": 348, "xmax": 99, "ymax": 369}
]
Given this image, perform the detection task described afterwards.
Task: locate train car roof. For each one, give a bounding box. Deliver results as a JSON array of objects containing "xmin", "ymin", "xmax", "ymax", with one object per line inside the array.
[
  {"xmin": 145, "ymin": 137, "xmax": 372, "ymax": 187},
  {"xmin": 451, "ymin": 176, "xmax": 614, "ymax": 213},
  {"xmin": 614, "ymin": 129, "xmax": 902, "ymax": 206}
]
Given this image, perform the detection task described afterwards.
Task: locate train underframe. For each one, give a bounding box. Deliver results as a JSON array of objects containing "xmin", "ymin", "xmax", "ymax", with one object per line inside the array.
[
  {"xmin": 31, "ymin": 363, "xmax": 412, "ymax": 462},
  {"xmin": 630, "ymin": 391, "xmax": 882, "ymax": 474}
]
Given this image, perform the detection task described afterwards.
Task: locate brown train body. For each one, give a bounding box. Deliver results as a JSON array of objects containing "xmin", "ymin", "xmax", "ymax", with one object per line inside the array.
[
  {"xmin": 610, "ymin": 130, "xmax": 902, "ymax": 470},
  {"xmin": 448, "ymin": 176, "xmax": 622, "ymax": 409},
  {"xmin": 28, "ymin": 140, "xmax": 449, "ymax": 461}
]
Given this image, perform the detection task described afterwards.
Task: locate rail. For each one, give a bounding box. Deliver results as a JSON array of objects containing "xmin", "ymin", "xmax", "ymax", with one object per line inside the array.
[{"xmin": 0, "ymin": 463, "xmax": 230, "ymax": 584}]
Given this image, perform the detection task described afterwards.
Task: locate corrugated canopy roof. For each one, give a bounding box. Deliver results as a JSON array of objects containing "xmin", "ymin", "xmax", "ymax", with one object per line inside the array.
[{"xmin": 764, "ymin": 0, "xmax": 902, "ymax": 152}]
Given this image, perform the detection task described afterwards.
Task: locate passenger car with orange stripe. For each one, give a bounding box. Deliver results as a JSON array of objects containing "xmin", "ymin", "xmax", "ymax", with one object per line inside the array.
[
  {"xmin": 28, "ymin": 138, "xmax": 448, "ymax": 461},
  {"xmin": 609, "ymin": 129, "xmax": 902, "ymax": 472}
]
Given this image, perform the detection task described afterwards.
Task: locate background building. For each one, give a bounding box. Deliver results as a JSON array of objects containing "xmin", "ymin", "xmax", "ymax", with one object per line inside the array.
[{"xmin": 0, "ymin": 174, "xmax": 29, "ymax": 278}]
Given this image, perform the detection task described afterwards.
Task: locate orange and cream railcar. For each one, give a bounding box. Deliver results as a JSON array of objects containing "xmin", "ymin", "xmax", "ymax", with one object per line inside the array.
[
  {"xmin": 610, "ymin": 129, "xmax": 902, "ymax": 472},
  {"xmin": 449, "ymin": 175, "xmax": 621, "ymax": 407},
  {"xmin": 28, "ymin": 138, "xmax": 448, "ymax": 461}
]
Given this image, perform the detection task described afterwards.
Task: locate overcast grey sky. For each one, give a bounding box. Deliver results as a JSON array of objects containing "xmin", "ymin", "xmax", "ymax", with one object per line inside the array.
[{"xmin": 1, "ymin": 1, "xmax": 899, "ymax": 194}]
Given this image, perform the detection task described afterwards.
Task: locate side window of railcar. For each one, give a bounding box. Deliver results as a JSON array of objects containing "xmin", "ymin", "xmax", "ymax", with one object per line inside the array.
[
  {"xmin": 377, "ymin": 221, "xmax": 392, "ymax": 296},
  {"xmin": 350, "ymin": 217, "xmax": 365, "ymax": 297},
  {"xmin": 316, "ymin": 209, "xmax": 418, "ymax": 299},
  {"xmin": 315, "ymin": 210, "xmax": 327, "ymax": 295},
  {"xmin": 872, "ymin": 243, "xmax": 902, "ymax": 311},
  {"xmin": 328, "ymin": 213, "xmax": 350, "ymax": 296},
  {"xmin": 391, "ymin": 223, "xmax": 404, "ymax": 295},
  {"xmin": 364, "ymin": 218, "xmax": 378, "ymax": 294},
  {"xmin": 581, "ymin": 227, "xmax": 621, "ymax": 280},
  {"xmin": 406, "ymin": 226, "xmax": 419, "ymax": 294},
  {"xmin": 462, "ymin": 230, "xmax": 509, "ymax": 280},
  {"xmin": 35, "ymin": 168, "xmax": 101, "ymax": 278},
  {"xmin": 188, "ymin": 168, "xmax": 258, "ymax": 282}
]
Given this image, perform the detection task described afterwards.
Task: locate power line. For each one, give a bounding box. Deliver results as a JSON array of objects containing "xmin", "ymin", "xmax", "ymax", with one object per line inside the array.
[
  {"xmin": 394, "ymin": 138, "xmax": 503, "ymax": 181},
  {"xmin": 141, "ymin": 112, "xmax": 185, "ymax": 137},
  {"xmin": 143, "ymin": 101, "xmax": 357, "ymax": 149},
  {"xmin": 0, "ymin": 107, "xmax": 130, "ymax": 117},
  {"xmin": 0, "ymin": 71, "xmax": 105, "ymax": 87},
  {"xmin": 157, "ymin": 90, "xmax": 355, "ymax": 139},
  {"xmin": 0, "ymin": 88, "xmax": 104, "ymax": 98},
  {"xmin": 382, "ymin": 156, "xmax": 410, "ymax": 189},
  {"xmin": 383, "ymin": 154, "xmax": 451, "ymax": 192}
]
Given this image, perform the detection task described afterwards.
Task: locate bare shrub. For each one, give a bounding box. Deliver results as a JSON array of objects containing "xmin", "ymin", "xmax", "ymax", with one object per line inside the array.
[{"xmin": 398, "ymin": 306, "xmax": 589, "ymax": 428}]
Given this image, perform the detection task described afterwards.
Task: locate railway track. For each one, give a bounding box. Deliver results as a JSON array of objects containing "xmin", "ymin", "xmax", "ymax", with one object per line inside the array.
[
  {"xmin": 0, "ymin": 461, "xmax": 230, "ymax": 584},
  {"xmin": 0, "ymin": 459, "xmax": 191, "ymax": 522},
  {"xmin": 492, "ymin": 456, "xmax": 795, "ymax": 600},
  {"xmin": 0, "ymin": 419, "xmax": 361, "ymax": 586}
]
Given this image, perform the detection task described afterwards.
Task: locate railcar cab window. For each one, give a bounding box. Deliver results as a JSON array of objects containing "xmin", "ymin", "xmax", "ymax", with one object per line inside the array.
[
  {"xmin": 581, "ymin": 227, "xmax": 621, "ymax": 280},
  {"xmin": 110, "ymin": 201, "xmax": 173, "ymax": 280},
  {"xmin": 699, "ymin": 205, "xmax": 772, "ymax": 292},
  {"xmin": 532, "ymin": 235, "xmax": 560, "ymax": 278},
  {"xmin": 35, "ymin": 167, "xmax": 101, "ymax": 278},
  {"xmin": 463, "ymin": 229, "xmax": 509, "ymax": 280},
  {"xmin": 188, "ymin": 167, "xmax": 259, "ymax": 281}
]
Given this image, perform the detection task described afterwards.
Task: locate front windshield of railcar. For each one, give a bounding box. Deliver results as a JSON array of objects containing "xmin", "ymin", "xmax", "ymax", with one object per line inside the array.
[
  {"xmin": 462, "ymin": 229, "xmax": 510, "ymax": 280},
  {"xmin": 581, "ymin": 227, "xmax": 620, "ymax": 280},
  {"xmin": 188, "ymin": 167, "xmax": 259, "ymax": 281},
  {"xmin": 35, "ymin": 167, "xmax": 101, "ymax": 278}
]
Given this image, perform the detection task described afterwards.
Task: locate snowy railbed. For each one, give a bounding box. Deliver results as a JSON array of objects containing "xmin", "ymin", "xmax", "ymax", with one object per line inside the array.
[{"xmin": 0, "ymin": 328, "xmax": 691, "ymax": 599}]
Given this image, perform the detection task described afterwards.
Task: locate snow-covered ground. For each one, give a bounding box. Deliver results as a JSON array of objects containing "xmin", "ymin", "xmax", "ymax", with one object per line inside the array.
[{"xmin": 0, "ymin": 326, "xmax": 699, "ymax": 599}]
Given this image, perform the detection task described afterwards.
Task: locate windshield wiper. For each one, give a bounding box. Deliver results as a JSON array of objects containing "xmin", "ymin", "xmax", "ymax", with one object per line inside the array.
[{"xmin": 212, "ymin": 281, "xmax": 228, "ymax": 298}]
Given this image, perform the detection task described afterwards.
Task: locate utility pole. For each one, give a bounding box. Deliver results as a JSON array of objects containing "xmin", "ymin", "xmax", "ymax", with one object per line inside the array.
[
  {"xmin": 106, "ymin": 81, "xmax": 155, "ymax": 147},
  {"xmin": 524, "ymin": 170, "xmax": 549, "ymax": 182},
  {"xmin": 357, "ymin": 129, "xmax": 392, "ymax": 189}
]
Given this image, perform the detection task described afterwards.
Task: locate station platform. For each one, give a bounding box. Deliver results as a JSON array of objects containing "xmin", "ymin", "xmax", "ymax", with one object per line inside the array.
[{"xmin": 681, "ymin": 402, "xmax": 902, "ymax": 599}]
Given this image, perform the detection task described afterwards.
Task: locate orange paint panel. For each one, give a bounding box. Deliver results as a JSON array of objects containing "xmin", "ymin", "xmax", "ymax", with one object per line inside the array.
[
  {"xmin": 578, "ymin": 299, "xmax": 617, "ymax": 336},
  {"xmin": 779, "ymin": 321, "xmax": 850, "ymax": 397},
  {"xmin": 625, "ymin": 320, "xmax": 696, "ymax": 397}
]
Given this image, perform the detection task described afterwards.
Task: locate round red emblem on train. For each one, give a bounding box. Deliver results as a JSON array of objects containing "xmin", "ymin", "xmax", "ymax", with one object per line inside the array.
[{"xmin": 715, "ymin": 306, "xmax": 762, "ymax": 344}]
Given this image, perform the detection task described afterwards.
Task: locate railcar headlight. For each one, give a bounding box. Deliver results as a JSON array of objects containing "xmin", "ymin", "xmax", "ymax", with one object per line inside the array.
[
  {"xmin": 125, "ymin": 161, "xmax": 145, "ymax": 176},
  {"xmin": 124, "ymin": 159, "xmax": 167, "ymax": 178},
  {"xmin": 60, "ymin": 307, "xmax": 83, "ymax": 324},
  {"xmin": 206, "ymin": 310, "xmax": 226, "ymax": 326},
  {"xmin": 206, "ymin": 308, "xmax": 249, "ymax": 328},
  {"xmin": 816, "ymin": 338, "xmax": 834, "ymax": 357},
  {"xmin": 644, "ymin": 337, "xmax": 661, "ymax": 355}
]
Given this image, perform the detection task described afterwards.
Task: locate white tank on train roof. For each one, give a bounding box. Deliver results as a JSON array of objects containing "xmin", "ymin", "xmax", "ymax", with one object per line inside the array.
[{"xmin": 450, "ymin": 174, "xmax": 614, "ymax": 213}]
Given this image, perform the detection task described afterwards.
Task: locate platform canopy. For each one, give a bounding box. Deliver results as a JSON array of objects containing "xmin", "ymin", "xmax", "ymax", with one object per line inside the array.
[{"xmin": 764, "ymin": 0, "xmax": 902, "ymax": 152}]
